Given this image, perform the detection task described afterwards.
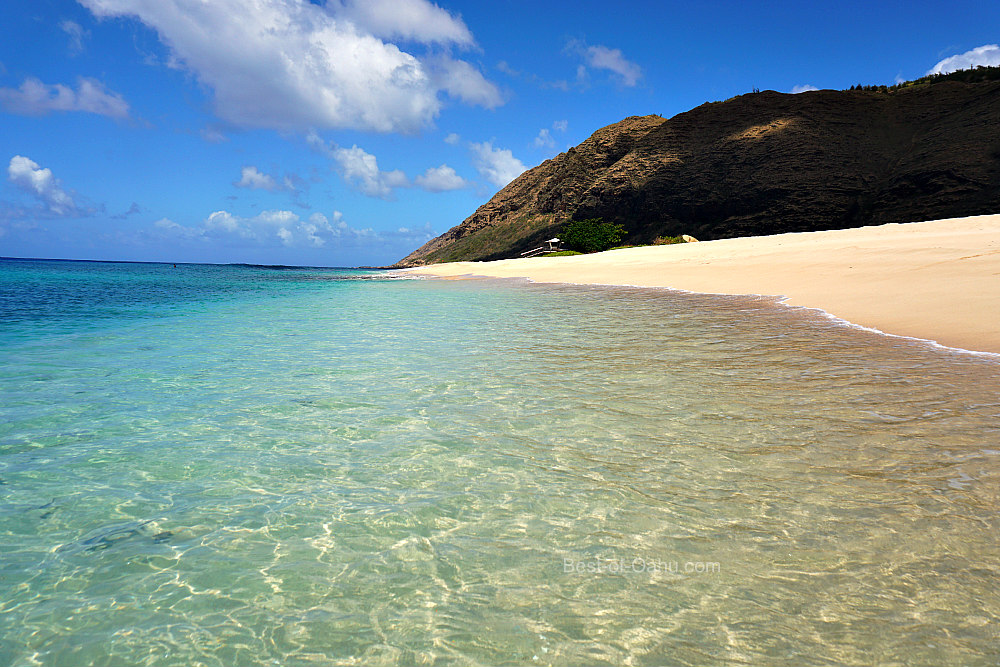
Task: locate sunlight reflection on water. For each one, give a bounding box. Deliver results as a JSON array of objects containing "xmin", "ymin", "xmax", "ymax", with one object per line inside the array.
[{"xmin": 1, "ymin": 265, "xmax": 998, "ymax": 666}]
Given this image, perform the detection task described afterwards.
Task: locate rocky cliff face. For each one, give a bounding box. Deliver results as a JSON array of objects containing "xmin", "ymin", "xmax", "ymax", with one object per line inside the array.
[{"xmin": 394, "ymin": 74, "xmax": 1000, "ymax": 266}]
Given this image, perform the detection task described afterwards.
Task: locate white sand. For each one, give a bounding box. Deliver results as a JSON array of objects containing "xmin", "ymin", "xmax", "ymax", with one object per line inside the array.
[{"xmin": 405, "ymin": 214, "xmax": 1000, "ymax": 354}]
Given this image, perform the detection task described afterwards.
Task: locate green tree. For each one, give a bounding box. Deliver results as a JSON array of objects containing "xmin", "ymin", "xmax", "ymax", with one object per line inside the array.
[{"xmin": 561, "ymin": 218, "xmax": 626, "ymax": 253}]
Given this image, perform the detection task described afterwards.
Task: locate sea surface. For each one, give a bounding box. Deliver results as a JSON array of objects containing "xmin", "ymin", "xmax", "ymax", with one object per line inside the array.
[{"xmin": 1, "ymin": 257, "xmax": 998, "ymax": 666}]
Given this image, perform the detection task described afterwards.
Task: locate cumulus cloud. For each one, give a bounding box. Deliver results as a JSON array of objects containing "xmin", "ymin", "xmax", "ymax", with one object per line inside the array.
[
  {"xmin": 0, "ymin": 77, "xmax": 129, "ymax": 118},
  {"xmin": 153, "ymin": 217, "xmax": 202, "ymax": 239},
  {"xmin": 415, "ymin": 164, "xmax": 466, "ymax": 192},
  {"xmin": 155, "ymin": 208, "xmax": 438, "ymax": 252},
  {"xmin": 78, "ymin": 0, "xmax": 500, "ymax": 133},
  {"xmin": 234, "ymin": 166, "xmax": 279, "ymax": 191},
  {"xmin": 427, "ymin": 56, "xmax": 503, "ymax": 108},
  {"xmin": 534, "ymin": 120, "xmax": 568, "ymax": 151},
  {"xmin": 928, "ymin": 44, "xmax": 1000, "ymax": 75},
  {"xmin": 306, "ymin": 132, "xmax": 408, "ymax": 197},
  {"xmin": 570, "ymin": 42, "xmax": 641, "ymax": 87},
  {"xmin": 333, "ymin": 145, "xmax": 409, "ymax": 198},
  {"xmin": 305, "ymin": 130, "xmax": 336, "ymax": 157},
  {"xmin": 791, "ymin": 84, "xmax": 819, "ymax": 94},
  {"xmin": 60, "ymin": 20, "xmax": 89, "ymax": 55},
  {"xmin": 337, "ymin": 0, "xmax": 473, "ymax": 46},
  {"xmin": 200, "ymin": 209, "xmax": 364, "ymax": 247},
  {"xmin": 310, "ymin": 132, "xmax": 465, "ymax": 196},
  {"xmin": 538, "ymin": 120, "xmax": 568, "ymax": 148},
  {"xmin": 7, "ymin": 155, "xmax": 78, "ymax": 215},
  {"xmin": 533, "ymin": 128, "xmax": 554, "ymax": 149},
  {"xmin": 470, "ymin": 141, "xmax": 527, "ymax": 188},
  {"xmin": 444, "ymin": 132, "xmax": 460, "ymax": 145}
]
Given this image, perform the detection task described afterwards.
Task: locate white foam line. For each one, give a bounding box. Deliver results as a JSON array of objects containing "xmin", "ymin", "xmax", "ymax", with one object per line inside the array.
[
  {"xmin": 770, "ymin": 297, "xmax": 1000, "ymax": 360},
  {"xmin": 411, "ymin": 271, "xmax": 1000, "ymax": 360}
]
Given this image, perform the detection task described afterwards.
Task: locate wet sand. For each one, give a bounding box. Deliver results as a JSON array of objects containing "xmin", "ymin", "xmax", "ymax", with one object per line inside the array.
[{"xmin": 405, "ymin": 214, "xmax": 1000, "ymax": 354}]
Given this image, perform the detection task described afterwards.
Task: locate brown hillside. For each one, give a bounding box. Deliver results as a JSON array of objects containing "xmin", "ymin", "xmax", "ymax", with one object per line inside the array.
[{"xmin": 395, "ymin": 74, "xmax": 1000, "ymax": 266}]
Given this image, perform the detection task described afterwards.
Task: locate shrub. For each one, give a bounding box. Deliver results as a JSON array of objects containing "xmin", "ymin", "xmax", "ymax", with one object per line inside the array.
[
  {"xmin": 540, "ymin": 250, "xmax": 583, "ymax": 257},
  {"xmin": 561, "ymin": 218, "xmax": 626, "ymax": 253}
]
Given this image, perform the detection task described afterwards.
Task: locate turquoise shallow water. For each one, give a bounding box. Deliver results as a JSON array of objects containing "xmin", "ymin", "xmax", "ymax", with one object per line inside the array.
[{"xmin": 1, "ymin": 258, "xmax": 999, "ymax": 666}]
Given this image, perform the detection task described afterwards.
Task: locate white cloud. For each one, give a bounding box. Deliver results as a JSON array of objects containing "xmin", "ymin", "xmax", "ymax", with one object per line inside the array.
[
  {"xmin": 153, "ymin": 208, "xmax": 435, "ymax": 251},
  {"xmin": 333, "ymin": 145, "xmax": 409, "ymax": 198},
  {"xmin": 535, "ymin": 120, "xmax": 567, "ymax": 150},
  {"xmin": 235, "ymin": 166, "xmax": 278, "ymax": 191},
  {"xmin": 203, "ymin": 210, "xmax": 241, "ymax": 234},
  {"xmin": 427, "ymin": 56, "xmax": 503, "ymax": 108},
  {"xmin": 200, "ymin": 209, "xmax": 364, "ymax": 247},
  {"xmin": 305, "ymin": 130, "xmax": 336, "ymax": 157},
  {"xmin": 444, "ymin": 132, "xmax": 460, "ymax": 145},
  {"xmin": 533, "ymin": 128, "xmax": 554, "ymax": 149},
  {"xmin": 79, "ymin": 0, "xmax": 500, "ymax": 133},
  {"xmin": 0, "ymin": 77, "xmax": 129, "ymax": 118},
  {"xmin": 928, "ymin": 44, "xmax": 1000, "ymax": 75},
  {"xmin": 154, "ymin": 217, "xmax": 202, "ymax": 239},
  {"xmin": 790, "ymin": 84, "xmax": 819, "ymax": 94},
  {"xmin": 469, "ymin": 141, "xmax": 527, "ymax": 188},
  {"xmin": 310, "ymin": 129, "xmax": 465, "ymax": 197},
  {"xmin": 337, "ymin": 0, "xmax": 473, "ymax": 46},
  {"xmin": 581, "ymin": 44, "xmax": 641, "ymax": 87},
  {"xmin": 60, "ymin": 20, "xmax": 88, "ymax": 55},
  {"xmin": 415, "ymin": 164, "xmax": 467, "ymax": 192},
  {"xmin": 7, "ymin": 155, "xmax": 77, "ymax": 215}
]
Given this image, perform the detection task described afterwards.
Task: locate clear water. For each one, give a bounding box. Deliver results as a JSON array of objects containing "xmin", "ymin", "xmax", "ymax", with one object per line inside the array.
[{"xmin": 1, "ymin": 258, "xmax": 998, "ymax": 666}]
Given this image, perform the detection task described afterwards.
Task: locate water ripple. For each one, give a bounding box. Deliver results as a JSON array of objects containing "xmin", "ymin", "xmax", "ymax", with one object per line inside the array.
[{"xmin": 0, "ymin": 269, "xmax": 998, "ymax": 666}]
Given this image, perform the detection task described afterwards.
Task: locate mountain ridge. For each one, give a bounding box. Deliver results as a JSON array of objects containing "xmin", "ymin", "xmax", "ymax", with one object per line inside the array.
[{"xmin": 394, "ymin": 70, "xmax": 1000, "ymax": 267}]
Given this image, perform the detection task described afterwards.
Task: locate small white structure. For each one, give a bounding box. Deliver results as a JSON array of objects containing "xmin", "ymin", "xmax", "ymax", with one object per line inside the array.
[{"xmin": 520, "ymin": 238, "xmax": 564, "ymax": 258}]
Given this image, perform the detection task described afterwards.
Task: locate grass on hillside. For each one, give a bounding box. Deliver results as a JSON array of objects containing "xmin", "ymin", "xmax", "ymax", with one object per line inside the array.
[
  {"xmin": 709, "ymin": 65, "xmax": 1000, "ymax": 105},
  {"xmin": 855, "ymin": 64, "xmax": 1000, "ymax": 92}
]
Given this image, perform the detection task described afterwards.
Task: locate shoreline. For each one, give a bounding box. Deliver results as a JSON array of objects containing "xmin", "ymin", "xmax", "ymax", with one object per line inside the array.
[{"xmin": 403, "ymin": 214, "xmax": 1000, "ymax": 355}]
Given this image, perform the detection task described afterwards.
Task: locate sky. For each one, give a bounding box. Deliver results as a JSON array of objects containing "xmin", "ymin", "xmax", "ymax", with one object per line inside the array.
[{"xmin": 1, "ymin": 0, "xmax": 999, "ymax": 267}]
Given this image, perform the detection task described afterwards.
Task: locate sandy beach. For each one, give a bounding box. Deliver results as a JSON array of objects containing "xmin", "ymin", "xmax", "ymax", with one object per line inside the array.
[{"xmin": 405, "ymin": 214, "xmax": 1000, "ymax": 354}]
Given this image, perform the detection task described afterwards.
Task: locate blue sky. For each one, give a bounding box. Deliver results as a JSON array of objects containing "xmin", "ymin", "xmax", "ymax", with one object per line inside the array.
[{"xmin": 1, "ymin": 0, "xmax": 999, "ymax": 267}]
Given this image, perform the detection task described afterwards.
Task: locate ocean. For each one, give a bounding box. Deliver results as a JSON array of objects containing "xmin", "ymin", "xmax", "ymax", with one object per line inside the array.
[{"xmin": 1, "ymin": 258, "xmax": 998, "ymax": 666}]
